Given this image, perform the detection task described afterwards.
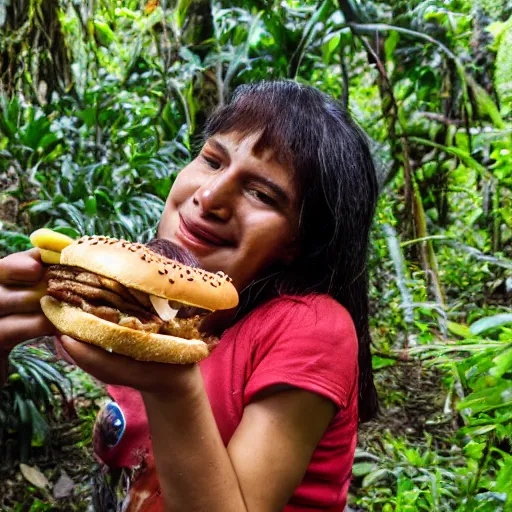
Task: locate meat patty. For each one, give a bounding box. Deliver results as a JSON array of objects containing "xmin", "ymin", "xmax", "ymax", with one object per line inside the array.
[
  {"xmin": 49, "ymin": 288, "xmax": 122, "ymax": 324},
  {"xmin": 47, "ymin": 266, "xmax": 138, "ymax": 304},
  {"xmin": 45, "ymin": 265, "xmax": 217, "ymax": 344},
  {"xmin": 47, "ymin": 279, "xmax": 159, "ymax": 322}
]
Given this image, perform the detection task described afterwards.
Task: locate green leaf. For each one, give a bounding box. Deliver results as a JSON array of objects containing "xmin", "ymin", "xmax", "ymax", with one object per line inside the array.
[
  {"xmin": 458, "ymin": 381, "xmax": 512, "ymax": 414},
  {"xmin": 362, "ymin": 468, "xmax": 394, "ymax": 488},
  {"xmin": 57, "ymin": 203, "xmax": 85, "ymax": 234},
  {"xmin": 494, "ymin": 17, "xmax": 512, "ymax": 114},
  {"xmin": 116, "ymin": 8, "xmax": 138, "ymax": 19},
  {"xmin": 490, "ymin": 347, "xmax": 512, "ymax": 379},
  {"xmin": 38, "ymin": 133, "xmax": 59, "ymax": 152},
  {"xmin": 322, "ymin": 33, "xmax": 340, "ymax": 65},
  {"xmin": 161, "ymin": 101, "xmax": 179, "ymax": 140},
  {"xmin": 384, "ymin": 30, "xmax": 399, "ymax": 62},
  {"xmin": 28, "ymin": 200, "xmax": 56, "ymax": 214},
  {"xmin": 26, "ymin": 401, "xmax": 49, "ymax": 447},
  {"xmin": 409, "ymin": 137, "xmax": 491, "ymax": 179},
  {"xmin": 460, "ymin": 424, "xmax": 497, "ymax": 437},
  {"xmin": 288, "ymin": 0, "xmax": 334, "ymax": 78},
  {"xmin": 470, "ymin": 314, "xmax": 512, "ymax": 335},
  {"xmin": 85, "ymin": 196, "xmax": 97, "ymax": 216},
  {"xmin": 352, "ymin": 462, "xmax": 378, "ymax": 477},
  {"xmin": 466, "ymin": 76, "xmax": 506, "ymax": 129},
  {"xmin": 176, "ymin": 0, "xmax": 193, "ymax": 30},
  {"xmin": 372, "ymin": 355, "xmax": 397, "ymax": 370},
  {"xmin": 463, "ymin": 440, "xmax": 485, "ymax": 460},
  {"xmin": 447, "ymin": 321, "xmax": 473, "ymax": 339},
  {"xmin": 76, "ymin": 108, "xmax": 96, "ymax": 128},
  {"xmin": 495, "ymin": 454, "xmax": 512, "ymax": 495},
  {"xmin": 94, "ymin": 20, "xmax": 116, "ymax": 46}
]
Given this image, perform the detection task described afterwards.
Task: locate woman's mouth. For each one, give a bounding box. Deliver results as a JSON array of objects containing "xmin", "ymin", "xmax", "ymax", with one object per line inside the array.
[{"xmin": 176, "ymin": 215, "xmax": 233, "ymax": 252}]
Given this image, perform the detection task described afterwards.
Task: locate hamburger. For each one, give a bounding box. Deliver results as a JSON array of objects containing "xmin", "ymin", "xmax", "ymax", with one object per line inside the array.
[{"xmin": 39, "ymin": 235, "xmax": 238, "ymax": 364}]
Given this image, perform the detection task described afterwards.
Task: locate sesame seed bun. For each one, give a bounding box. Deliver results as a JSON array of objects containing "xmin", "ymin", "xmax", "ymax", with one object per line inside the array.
[
  {"xmin": 41, "ymin": 296, "xmax": 209, "ymax": 363},
  {"xmin": 60, "ymin": 236, "xmax": 239, "ymax": 311}
]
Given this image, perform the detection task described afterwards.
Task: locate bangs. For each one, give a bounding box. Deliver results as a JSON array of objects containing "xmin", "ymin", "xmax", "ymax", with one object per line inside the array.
[{"xmin": 203, "ymin": 81, "xmax": 316, "ymax": 169}]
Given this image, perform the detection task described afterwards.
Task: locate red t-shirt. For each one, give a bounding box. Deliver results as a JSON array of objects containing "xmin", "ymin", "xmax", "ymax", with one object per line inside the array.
[{"xmin": 94, "ymin": 294, "xmax": 359, "ymax": 511}]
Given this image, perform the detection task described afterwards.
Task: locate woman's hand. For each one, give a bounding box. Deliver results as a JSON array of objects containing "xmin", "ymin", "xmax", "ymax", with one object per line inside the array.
[
  {"xmin": 0, "ymin": 249, "xmax": 57, "ymax": 383},
  {"xmin": 57, "ymin": 334, "xmax": 198, "ymax": 396}
]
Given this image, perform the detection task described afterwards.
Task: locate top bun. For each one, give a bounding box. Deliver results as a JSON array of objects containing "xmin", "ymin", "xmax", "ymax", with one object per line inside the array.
[{"xmin": 60, "ymin": 236, "xmax": 239, "ymax": 311}]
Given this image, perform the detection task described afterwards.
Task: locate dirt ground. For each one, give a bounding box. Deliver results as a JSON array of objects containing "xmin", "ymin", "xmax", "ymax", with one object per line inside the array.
[
  {"xmin": 359, "ymin": 360, "xmax": 456, "ymax": 449},
  {"xmin": 0, "ymin": 416, "xmax": 101, "ymax": 511}
]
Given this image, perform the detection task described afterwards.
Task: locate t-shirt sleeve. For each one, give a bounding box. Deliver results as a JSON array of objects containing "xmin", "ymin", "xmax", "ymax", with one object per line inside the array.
[{"xmin": 243, "ymin": 295, "xmax": 358, "ymax": 409}]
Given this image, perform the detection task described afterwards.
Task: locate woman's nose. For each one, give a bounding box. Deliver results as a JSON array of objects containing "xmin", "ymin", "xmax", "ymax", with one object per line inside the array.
[{"xmin": 194, "ymin": 174, "xmax": 235, "ymax": 221}]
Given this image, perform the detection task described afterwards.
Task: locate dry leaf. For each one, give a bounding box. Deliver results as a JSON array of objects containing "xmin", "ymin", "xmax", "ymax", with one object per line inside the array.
[
  {"xmin": 19, "ymin": 464, "xmax": 50, "ymax": 489},
  {"xmin": 53, "ymin": 470, "xmax": 75, "ymax": 499},
  {"xmin": 144, "ymin": 0, "xmax": 159, "ymax": 15}
]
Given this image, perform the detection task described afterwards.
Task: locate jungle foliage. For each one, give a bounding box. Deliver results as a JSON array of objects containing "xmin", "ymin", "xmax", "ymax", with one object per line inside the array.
[{"xmin": 0, "ymin": 0, "xmax": 511, "ymax": 510}]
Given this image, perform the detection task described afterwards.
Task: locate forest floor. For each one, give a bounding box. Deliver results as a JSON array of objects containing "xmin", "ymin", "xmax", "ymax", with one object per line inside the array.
[
  {"xmin": 359, "ymin": 360, "xmax": 455, "ymax": 449},
  {"xmin": 0, "ymin": 352, "xmax": 455, "ymax": 511}
]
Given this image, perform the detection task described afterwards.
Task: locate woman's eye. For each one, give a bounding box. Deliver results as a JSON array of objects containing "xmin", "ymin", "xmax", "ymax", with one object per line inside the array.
[
  {"xmin": 202, "ymin": 155, "xmax": 221, "ymax": 170},
  {"xmin": 248, "ymin": 189, "xmax": 276, "ymax": 206}
]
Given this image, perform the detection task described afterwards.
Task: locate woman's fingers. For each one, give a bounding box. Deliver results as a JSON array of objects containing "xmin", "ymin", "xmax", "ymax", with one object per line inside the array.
[
  {"xmin": 0, "ymin": 250, "xmax": 51, "ymax": 353},
  {"xmin": 59, "ymin": 335, "xmax": 147, "ymax": 386},
  {"xmin": 0, "ymin": 248, "xmax": 44, "ymax": 286},
  {"xmin": 0, "ymin": 282, "xmax": 47, "ymax": 316},
  {"xmin": 0, "ymin": 313, "xmax": 56, "ymax": 353},
  {"xmin": 58, "ymin": 335, "xmax": 190, "ymax": 392},
  {"xmin": 59, "ymin": 335, "xmax": 156, "ymax": 387}
]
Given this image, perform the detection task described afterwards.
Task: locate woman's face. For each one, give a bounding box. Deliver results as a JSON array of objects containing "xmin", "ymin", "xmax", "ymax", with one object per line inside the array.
[{"xmin": 158, "ymin": 131, "xmax": 300, "ymax": 291}]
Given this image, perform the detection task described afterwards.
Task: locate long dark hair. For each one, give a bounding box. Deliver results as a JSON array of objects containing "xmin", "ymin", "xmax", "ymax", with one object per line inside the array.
[{"xmin": 202, "ymin": 80, "xmax": 379, "ymax": 422}]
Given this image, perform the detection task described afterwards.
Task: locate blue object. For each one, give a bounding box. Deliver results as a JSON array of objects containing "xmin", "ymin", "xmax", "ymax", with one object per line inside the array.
[{"xmin": 95, "ymin": 401, "xmax": 126, "ymax": 448}]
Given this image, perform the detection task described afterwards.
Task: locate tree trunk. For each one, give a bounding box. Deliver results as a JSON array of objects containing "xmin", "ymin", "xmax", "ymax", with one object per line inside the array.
[
  {"xmin": 0, "ymin": 0, "xmax": 72, "ymax": 101},
  {"xmin": 182, "ymin": 0, "xmax": 217, "ymax": 136}
]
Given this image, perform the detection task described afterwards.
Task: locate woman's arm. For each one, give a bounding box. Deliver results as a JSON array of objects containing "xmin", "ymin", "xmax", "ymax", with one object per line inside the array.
[
  {"xmin": 143, "ymin": 370, "xmax": 335, "ymax": 512},
  {"xmin": 59, "ymin": 336, "xmax": 335, "ymax": 512},
  {"xmin": 141, "ymin": 366, "xmax": 247, "ymax": 512}
]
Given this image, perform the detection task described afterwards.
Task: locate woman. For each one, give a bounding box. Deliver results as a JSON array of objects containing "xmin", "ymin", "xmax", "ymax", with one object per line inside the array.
[{"xmin": 0, "ymin": 80, "xmax": 378, "ymax": 511}]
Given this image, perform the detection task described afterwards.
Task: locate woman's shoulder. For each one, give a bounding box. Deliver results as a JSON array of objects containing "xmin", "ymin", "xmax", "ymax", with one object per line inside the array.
[
  {"xmin": 248, "ymin": 293, "xmax": 354, "ymax": 328},
  {"xmin": 234, "ymin": 293, "xmax": 359, "ymax": 409},
  {"xmin": 237, "ymin": 293, "xmax": 357, "ymax": 350}
]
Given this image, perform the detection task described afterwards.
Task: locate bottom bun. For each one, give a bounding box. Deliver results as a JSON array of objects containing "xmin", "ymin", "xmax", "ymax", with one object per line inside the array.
[{"xmin": 41, "ymin": 296, "xmax": 210, "ymax": 364}]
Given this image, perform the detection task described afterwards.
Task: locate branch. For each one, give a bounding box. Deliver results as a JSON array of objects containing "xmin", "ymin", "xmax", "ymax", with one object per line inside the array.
[
  {"xmin": 339, "ymin": 44, "xmax": 349, "ymax": 108},
  {"xmin": 347, "ymin": 22, "xmax": 458, "ymax": 62},
  {"xmin": 418, "ymin": 111, "xmax": 464, "ymax": 126}
]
